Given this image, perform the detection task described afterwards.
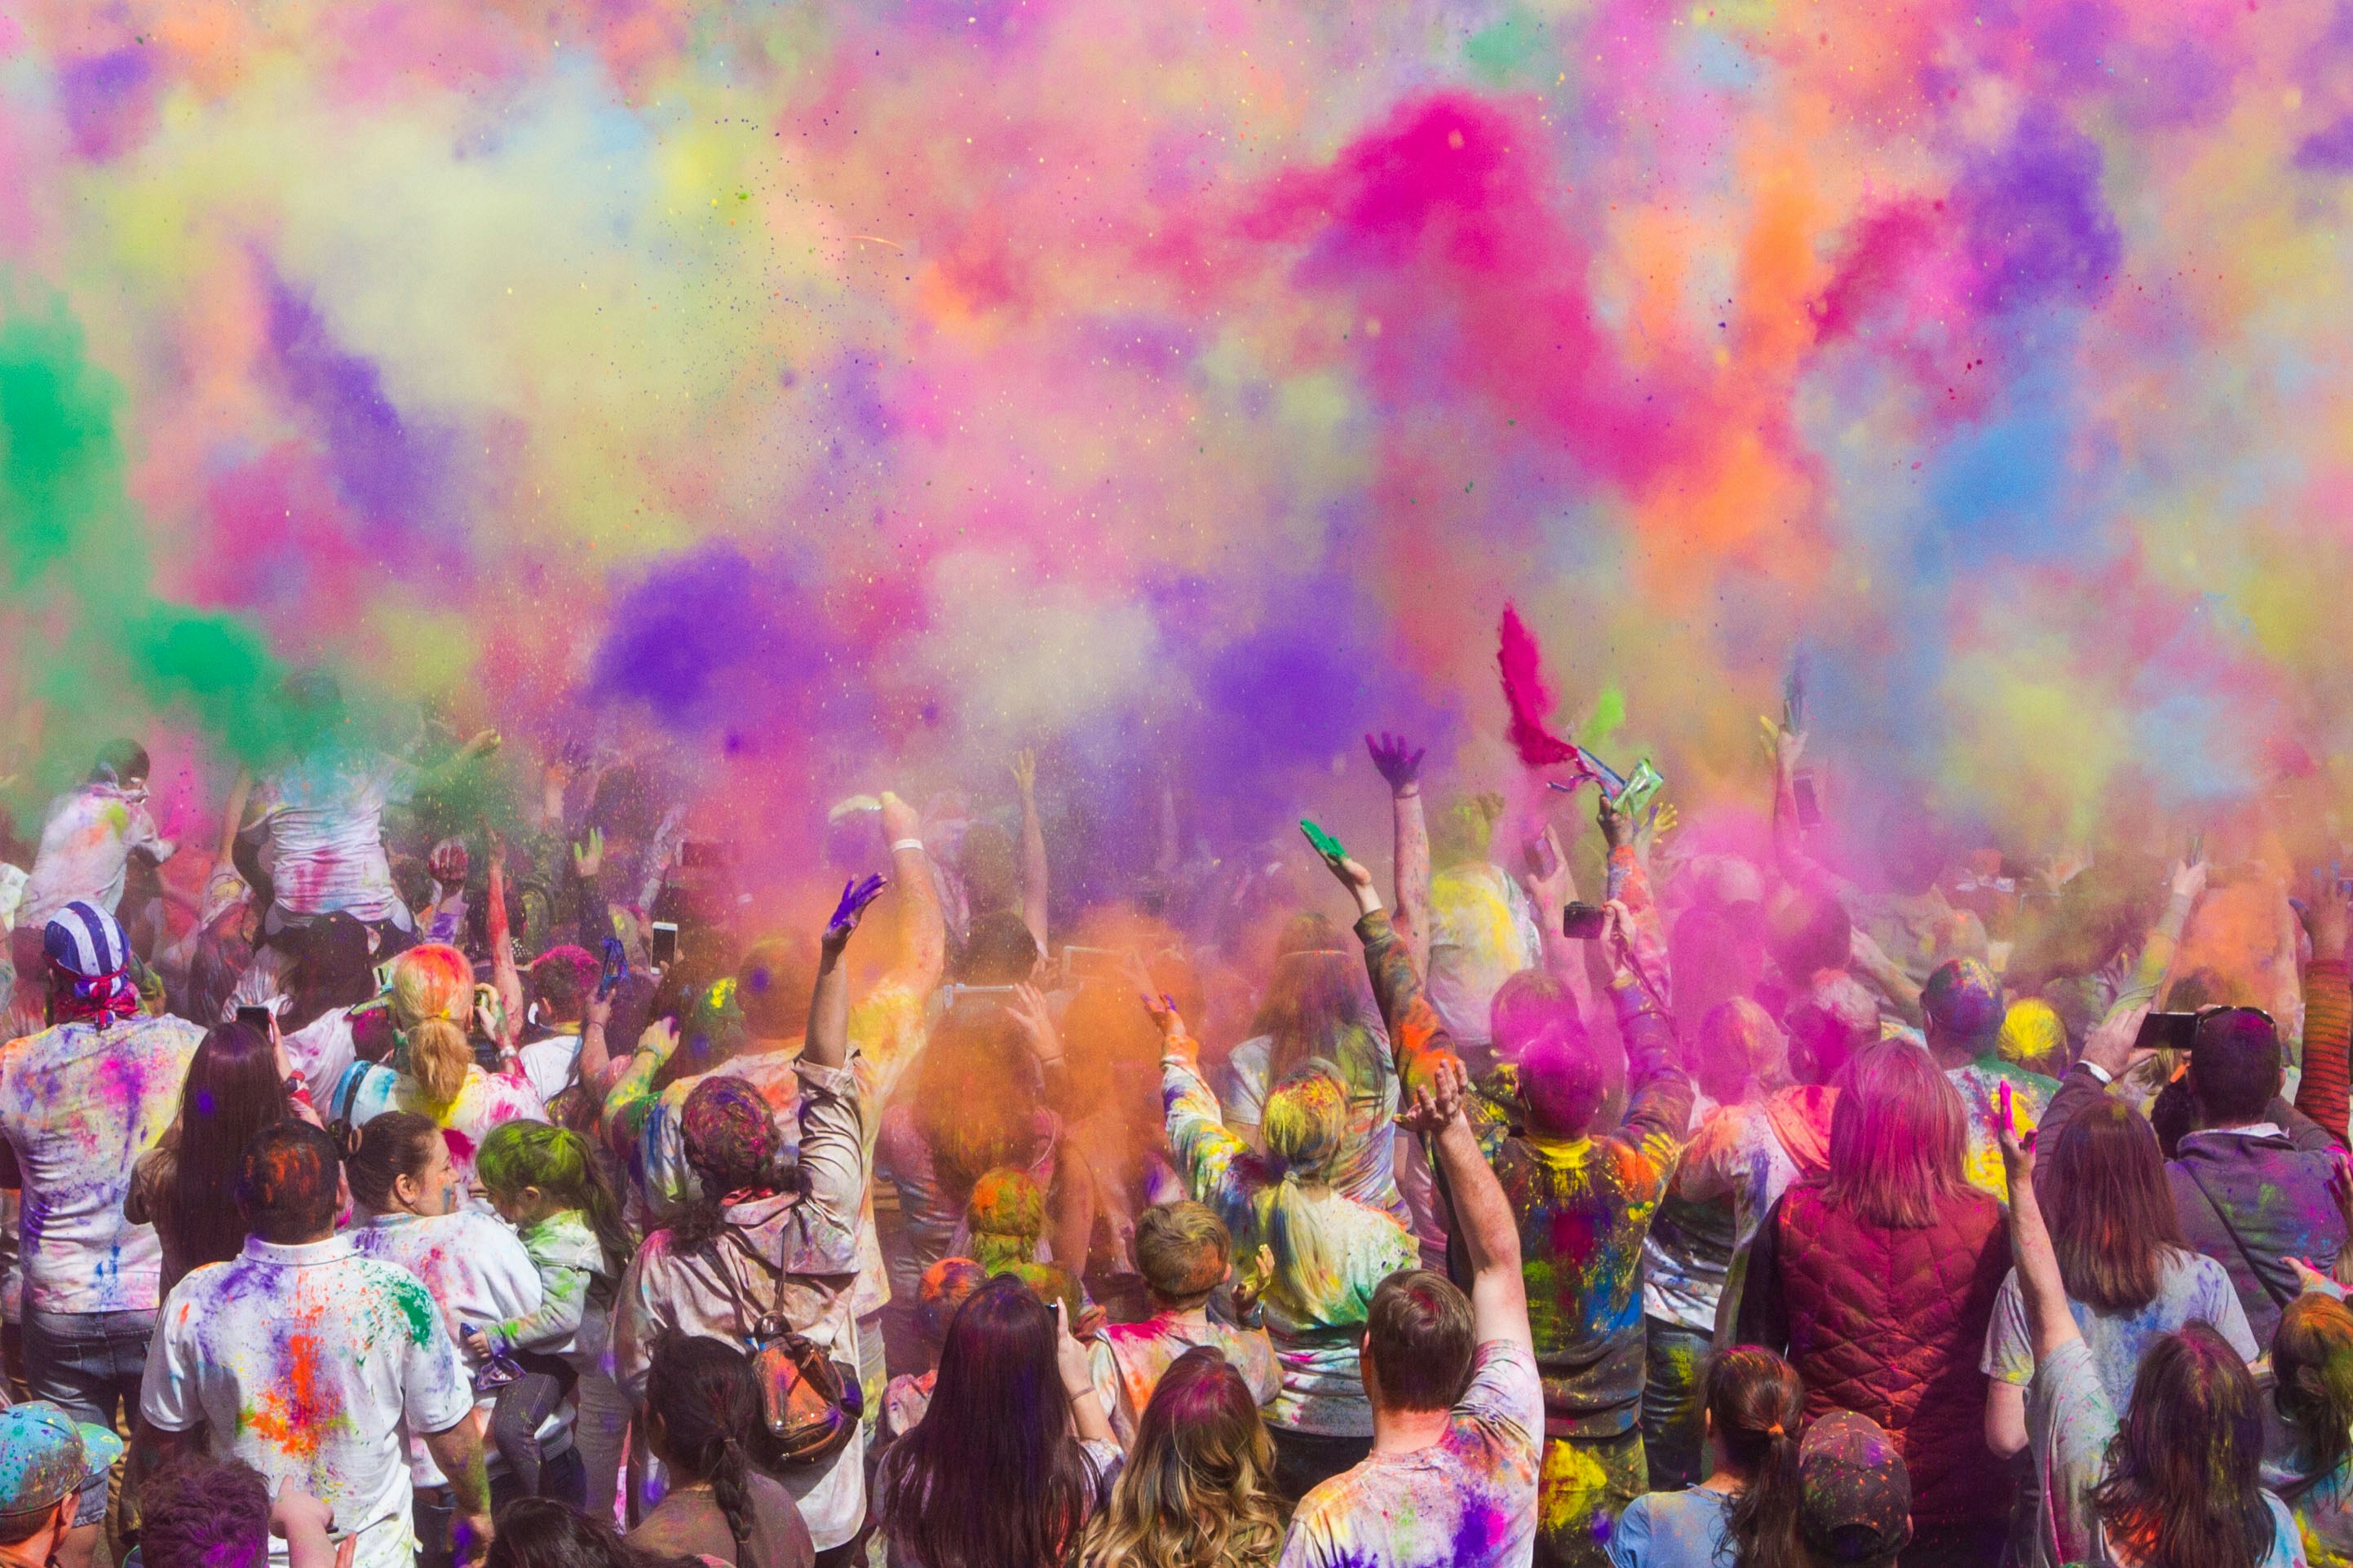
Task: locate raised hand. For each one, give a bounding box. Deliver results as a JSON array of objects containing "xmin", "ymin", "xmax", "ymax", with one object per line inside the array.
[
  {"xmin": 1396, "ymin": 1057, "xmax": 1467, "ymax": 1135},
  {"xmin": 1364, "ymin": 731, "xmax": 1426, "ymax": 793},
  {"xmin": 1008, "ymin": 983, "xmax": 1065, "ymax": 1068},
  {"xmin": 2080, "ymin": 1002, "xmax": 2153, "ymax": 1080},
  {"xmin": 2172, "ymin": 855, "xmax": 2211, "ymax": 908},
  {"xmin": 428, "ymin": 838, "xmax": 470, "ymax": 889},
  {"xmin": 1996, "ymin": 1079, "xmax": 2037, "ymax": 1186},
  {"xmin": 571, "ymin": 826, "xmax": 604, "ymax": 879},
  {"xmin": 825, "ymin": 874, "xmax": 890, "ymax": 950},
  {"xmin": 1011, "ymin": 749, "xmax": 1037, "ymax": 796},
  {"xmin": 1142, "ymin": 990, "xmax": 1195, "ymax": 1066}
]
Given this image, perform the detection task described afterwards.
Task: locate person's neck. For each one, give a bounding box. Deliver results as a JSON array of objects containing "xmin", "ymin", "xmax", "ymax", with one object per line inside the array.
[
  {"xmin": 1369, "ymin": 1402, "xmax": 1452, "ymax": 1456},
  {"xmin": 261, "ymin": 1227, "xmax": 340, "ymax": 1248},
  {"xmin": 1158, "ymin": 1301, "xmax": 1212, "ymax": 1329},
  {"xmin": 0, "ymin": 1526, "xmax": 58, "ymax": 1568}
]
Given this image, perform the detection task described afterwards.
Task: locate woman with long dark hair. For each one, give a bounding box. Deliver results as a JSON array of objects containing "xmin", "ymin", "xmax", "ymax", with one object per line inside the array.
[
  {"xmin": 2000, "ymin": 1106, "xmax": 2301, "ymax": 1567},
  {"xmin": 1735, "ymin": 1040, "xmax": 2011, "ymax": 1567},
  {"xmin": 874, "ymin": 1274, "xmax": 1121, "ymax": 1568},
  {"xmin": 1077, "ymin": 1345, "xmax": 1282, "ymax": 1568},
  {"xmin": 126, "ymin": 1018, "xmax": 299, "ymax": 1297},
  {"xmin": 1222, "ymin": 912, "xmax": 1401, "ymax": 1221},
  {"xmin": 628, "ymin": 1336, "xmax": 814, "ymax": 1568},
  {"xmin": 1982, "ymin": 1097, "xmax": 2254, "ymax": 1460},
  {"xmin": 1608, "ymin": 1348, "xmax": 1805, "ymax": 1568}
]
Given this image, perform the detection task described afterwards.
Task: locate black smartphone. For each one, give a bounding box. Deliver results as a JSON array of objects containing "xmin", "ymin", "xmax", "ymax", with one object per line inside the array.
[
  {"xmin": 1563, "ymin": 902, "xmax": 1608, "ymax": 940},
  {"xmin": 650, "ymin": 921, "xmax": 679, "ymax": 967},
  {"xmin": 1792, "ymin": 771, "xmax": 1823, "ymax": 830},
  {"xmin": 235, "ymin": 1005, "xmax": 276, "ymax": 1036},
  {"xmin": 596, "ymin": 935, "xmax": 626, "ymax": 1000},
  {"xmin": 2134, "ymin": 1011, "xmax": 2200, "ymax": 1054}
]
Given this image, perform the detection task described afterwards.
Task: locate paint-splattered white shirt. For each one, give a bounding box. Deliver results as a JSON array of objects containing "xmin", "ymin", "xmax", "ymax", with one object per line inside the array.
[
  {"xmin": 0, "ymin": 1012, "xmax": 205, "ymax": 1313},
  {"xmin": 348, "ymin": 1208, "xmax": 563, "ymax": 1484},
  {"xmin": 140, "ymin": 1234, "xmax": 471, "ymax": 1568},
  {"xmin": 20, "ymin": 783, "xmax": 172, "ymax": 929},
  {"xmin": 1279, "ymin": 1340, "xmax": 1544, "ymax": 1568},
  {"xmin": 252, "ymin": 750, "xmax": 418, "ymax": 925}
]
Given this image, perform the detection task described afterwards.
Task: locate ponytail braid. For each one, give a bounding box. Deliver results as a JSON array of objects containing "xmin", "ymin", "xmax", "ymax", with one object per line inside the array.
[
  {"xmin": 712, "ymin": 1433, "xmax": 754, "ymax": 1557},
  {"xmin": 646, "ymin": 1334, "xmax": 768, "ymax": 1562}
]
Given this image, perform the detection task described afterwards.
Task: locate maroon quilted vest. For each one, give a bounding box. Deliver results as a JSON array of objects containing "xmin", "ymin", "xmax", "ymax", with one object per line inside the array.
[{"xmin": 1773, "ymin": 1182, "xmax": 2012, "ymax": 1526}]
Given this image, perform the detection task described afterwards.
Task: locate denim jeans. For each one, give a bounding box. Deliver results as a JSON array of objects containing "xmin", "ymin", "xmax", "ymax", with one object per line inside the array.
[
  {"xmin": 1639, "ymin": 1318, "xmax": 1714, "ymax": 1491},
  {"xmin": 23, "ymin": 1305, "xmax": 155, "ymax": 1432}
]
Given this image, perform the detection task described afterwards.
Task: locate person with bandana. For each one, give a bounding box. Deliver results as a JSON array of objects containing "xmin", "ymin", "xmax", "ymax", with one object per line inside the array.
[{"xmin": 0, "ymin": 902, "xmax": 205, "ymax": 1436}]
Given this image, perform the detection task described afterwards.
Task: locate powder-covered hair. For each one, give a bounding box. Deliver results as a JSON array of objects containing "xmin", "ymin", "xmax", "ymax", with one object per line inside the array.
[
  {"xmin": 404, "ymin": 1016, "xmax": 473, "ymax": 1108},
  {"xmin": 1822, "ymin": 1040, "xmax": 1970, "ymax": 1230},
  {"xmin": 1077, "ymin": 1348, "xmax": 1283, "ymax": 1568},
  {"xmin": 388, "ymin": 943, "xmax": 475, "ymax": 1031},
  {"xmin": 139, "ymin": 1455, "xmax": 272, "ymax": 1568},
  {"xmin": 2092, "ymin": 1323, "xmax": 2272, "ymax": 1568}
]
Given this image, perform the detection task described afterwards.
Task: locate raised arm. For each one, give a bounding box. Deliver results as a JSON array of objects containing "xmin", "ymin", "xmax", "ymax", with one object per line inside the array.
[
  {"xmin": 2000, "ymin": 1083, "xmax": 2080, "ymax": 1361},
  {"xmin": 1012, "ymin": 750, "xmax": 1050, "ymax": 953},
  {"xmin": 1367, "ymin": 732, "xmax": 1432, "ymax": 973},
  {"xmin": 483, "ymin": 824, "xmax": 524, "ymax": 1058},
  {"xmin": 1517, "ymin": 819, "xmax": 1597, "ymax": 1027},
  {"xmin": 878, "ymin": 791, "xmax": 947, "ymax": 997},
  {"xmin": 2108, "ymin": 859, "xmax": 2207, "ymax": 1019},
  {"xmin": 1402, "ymin": 1059, "xmax": 1529, "ymax": 1352},
  {"xmin": 2296, "ymin": 872, "xmax": 2351, "ymax": 1146},
  {"xmin": 1307, "ymin": 828, "xmax": 1462, "ymax": 1098},
  {"xmin": 806, "ymin": 876, "xmax": 887, "ymax": 1071},
  {"xmin": 1148, "ymin": 995, "xmax": 1254, "ymax": 1226},
  {"xmin": 1602, "ymin": 901, "xmax": 1693, "ymax": 1153}
]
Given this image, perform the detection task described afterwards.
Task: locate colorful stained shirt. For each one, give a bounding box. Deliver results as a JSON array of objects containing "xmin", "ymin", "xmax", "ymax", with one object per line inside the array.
[
  {"xmin": 1484, "ymin": 983, "xmax": 1692, "ymax": 1440},
  {"xmin": 341, "ymin": 1062, "xmax": 547, "ymax": 1195},
  {"xmin": 1426, "ymin": 864, "xmax": 1543, "ymax": 1046},
  {"xmin": 1673, "ymin": 1087, "xmax": 1836, "ymax": 1343},
  {"xmin": 1279, "ymin": 1339, "xmax": 1543, "ymax": 1568},
  {"xmin": 139, "ymin": 1235, "xmax": 472, "ymax": 1568},
  {"xmin": 0, "ymin": 1012, "xmax": 206, "ymax": 1313},
  {"xmin": 1948, "ymin": 1055, "xmax": 2059, "ymax": 1201},
  {"xmin": 251, "ymin": 749, "xmax": 418, "ymax": 924},
  {"xmin": 2266, "ymin": 1453, "xmax": 2353, "ymax": 1568},
  {"xmin": 1224, "ymin": 1028, "xmax": 1405, "ymax": 1221},
  {"xmin": 1086, "ymin": 1310, "xmax": 1280, "ymax": 1447},
  {"xmin": 1981, "ymin": 1248, "xmax": 2253, "ymax": 1405},
  {"xmin": 347, "ymin": 1207, "xmax": 564, "ymax": 1483},
  {"xmin": 1162, "ymin": 1048, "xmax": 1418, "ymax": 1435},
  {"xmin": 20, "ymin": 782, "xmax": 172, "ymax": 929}
]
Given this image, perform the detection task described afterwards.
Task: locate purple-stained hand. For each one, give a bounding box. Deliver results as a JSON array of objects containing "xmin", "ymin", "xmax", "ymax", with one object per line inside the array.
[
  {"xmin": 1365, "ymin": 731, "xmax": 1426, "ymax": 792},
  {"xmin": 825, "ymin": 873, "xmax": 890, "ymax": 947}
]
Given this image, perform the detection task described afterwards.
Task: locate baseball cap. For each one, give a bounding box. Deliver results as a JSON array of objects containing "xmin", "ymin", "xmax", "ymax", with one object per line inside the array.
[
  {"xmin": 0, "ymin": 1402, "xmax": 125, "ymax": 1524},
  {"xmin": 1798, "ymin": 1409, "xmax": 1912, "ymax": 1564}
]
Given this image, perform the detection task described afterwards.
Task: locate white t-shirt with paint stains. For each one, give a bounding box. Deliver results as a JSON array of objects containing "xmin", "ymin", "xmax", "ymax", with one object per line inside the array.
[
  {"xmin": 20, "ymin": 783, "xmax": 172, "ymax": 929},
  {"xmin": 0, "ymin": 1012, "xmax": 206, "ymax": 1314},
  {"xmin": 141, "ymin": 1234, "xmax": 472, "ymax": 1568}
]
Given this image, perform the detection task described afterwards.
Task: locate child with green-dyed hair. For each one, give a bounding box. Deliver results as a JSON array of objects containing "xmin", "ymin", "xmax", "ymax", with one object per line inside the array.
[{"xmin": 462, "ymin": 1120, "xmax": 632, "ymax": 1500}]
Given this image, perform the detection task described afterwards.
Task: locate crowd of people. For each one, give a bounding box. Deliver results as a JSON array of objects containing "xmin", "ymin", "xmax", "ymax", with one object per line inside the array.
[{"xmin": 4, "ymin": 688, "xmax": 2353, "ymax": 1568}]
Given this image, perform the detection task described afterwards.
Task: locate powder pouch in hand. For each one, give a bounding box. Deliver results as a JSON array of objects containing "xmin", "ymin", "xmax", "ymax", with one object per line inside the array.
[{"xmin": 713, "ymin": 1228, "xmax": 862, "ymax": 1467}]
